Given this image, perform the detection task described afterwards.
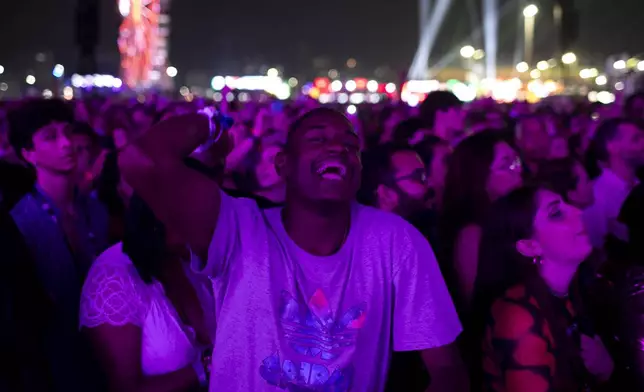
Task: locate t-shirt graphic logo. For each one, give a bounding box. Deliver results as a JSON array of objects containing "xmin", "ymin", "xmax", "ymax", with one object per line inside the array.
[{"xmin": 259, "ymin": 289, "xmax": 367, "ymax": 391}]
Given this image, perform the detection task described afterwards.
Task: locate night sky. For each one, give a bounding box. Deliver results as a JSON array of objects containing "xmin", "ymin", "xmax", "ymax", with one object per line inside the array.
[{"xmin": 0, "ymin": 0, "xmax": 642, "ymax": 79}]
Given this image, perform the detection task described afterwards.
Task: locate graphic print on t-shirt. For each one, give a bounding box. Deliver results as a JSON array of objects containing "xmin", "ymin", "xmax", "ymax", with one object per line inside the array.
[{"xmin": 259, "ymin": 288, "xmax": 367, "ymax": 390}]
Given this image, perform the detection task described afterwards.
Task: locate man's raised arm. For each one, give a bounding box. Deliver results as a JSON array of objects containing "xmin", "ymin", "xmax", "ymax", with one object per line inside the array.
[{"xmin": 118, "ymin": 114, "xmax": 223, "ymax": 260}]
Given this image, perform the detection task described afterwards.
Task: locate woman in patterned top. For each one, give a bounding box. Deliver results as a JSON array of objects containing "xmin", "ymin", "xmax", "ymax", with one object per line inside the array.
[{"xmin": 472, "ymin": 186, "xmax": 614, "ymax": 391}]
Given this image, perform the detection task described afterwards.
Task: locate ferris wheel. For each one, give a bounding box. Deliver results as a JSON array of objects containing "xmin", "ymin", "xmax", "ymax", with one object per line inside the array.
[{"xmin": 118, "ymin": 0, "xmax": 170, "ymax": 89}]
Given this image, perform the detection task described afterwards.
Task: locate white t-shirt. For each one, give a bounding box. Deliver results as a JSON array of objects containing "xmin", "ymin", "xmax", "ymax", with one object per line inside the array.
[
  {"xmin": 79, "ymin": 243, "xmax": 216, "ymax": 376},
  {"xmin": 195, "ymin": 192, "xmax": 462, "ymax": 392}
]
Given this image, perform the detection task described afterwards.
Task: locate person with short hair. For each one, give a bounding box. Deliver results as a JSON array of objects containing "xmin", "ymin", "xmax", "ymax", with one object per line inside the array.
[
  {"xmin": 7, "ymin": 98, "xmax": 110, "ymax": 391},
  {"xmin": 119, "ymin": 109, "xmax": 467, "ymax": 391}
]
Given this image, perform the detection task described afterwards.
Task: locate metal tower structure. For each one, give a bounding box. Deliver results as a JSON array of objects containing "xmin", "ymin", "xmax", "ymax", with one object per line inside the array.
[
  {"xmin": 76, "ymin": 0, "xmax": 100, "ymax": 75},
  {"xmin": 118, "ymin": 0, "xmax": 171, "ymax": 89}
]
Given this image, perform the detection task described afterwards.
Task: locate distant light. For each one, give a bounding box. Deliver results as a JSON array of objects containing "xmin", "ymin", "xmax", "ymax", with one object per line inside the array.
[
  {"xmin": 346, "ymin": 105, "xmax": 357, "ymax": 115},
  {"xmin": 288, "ymin": 77, "xmax": 298, "ymax": 87},
  {"xmin": 561, "ymin": 52, "xmax": 577, "ymax": 65},
  {"xmin": 113, "ymin": 78, "xmax": 123, "ymax": 89},
  {"xmin": 211, "ymin": 76, "xmax": 225, "ymax": 90},
  {"xmin": 595, "ymin": 75, "xmax": 607, "ymax": 86},
  {"xmin": 613, "ymin": 60, "xmax": 626, "ymax": 70},
  {"xmin": 473, "ymin": 49, "xmax": 485, "ymax": 61},
  {"xmin": 407, "ymin": 95, "xmax": 420, "ymax": 107},
  {"xmin": 369, "ymin": 94, "xmax": 381, "ymax": 103},
  {"xmin": 385, "ymin": 82, "xmax": 397, "ymax": 93},
  {"xmin": 638, "ymin": 61, "xmax": 644, "ymax": 72},
  {"xmin": 337, "ymin": 93, "xmax": 349, "ymax": 104},
  {"xmin": 213, "ymin": 92, "xmax": 223, "ymax": 102},
  {"xmin": 63, "ymin": 86, "xmax": 73, "ymax": 100},
  {"xmin": 330, "ymin": 80, "xmax": 343, "ymax": 92},
  {"xmin": 267, "ymin": 68, "xmax": 279, "ymax": 78},
  {"xmin": 537, "ymin": 61, "xmax": 549, "ymax": 71},
  {"xmin": 345, "ymin": 80, "xmax": 357, "ymax": 92},
  {"xmin": 0, "ymin": 65, "xmax": 4, "ymax": 75},
  {"xmin": 516, "ymin": 62, "xmax": 529, "ymax": 73},
  {"xmin": 25, "ymin": 75, "xmax": 36, "ymax": 85},
  {"xmin": 179, "ymin": 86, "xmax": 190, "ymax": 96},
  {"xmin": 346, "ymin": 58, "xmax": 357, "ymax": 69},
  {"xmin": 523, "ymin": 4, "xmax": 539, "ymax": 18},
  {"xmin": 35, "ymin": 53, "xmax": 46, "ymax": 63},
  {"xmin": 71, "ymin": 74, "xmax": 84, "ymax": 88},
  {"xmin": 0, "ymin": 82, "xmax": 8, "ymax": 92},
  {"xmin": 42, "ymin": 89, "xmax": 53, "ymax": 99},
  {"xmin": 118, "ymin": 0, "xmax": 131, "ymax": 17},
  {"xmin": 166, "ymin": 66, "xmax": 178, "ymax": 78},
  {"xmin": 52, "ymin": 64, "xmax": 65, "ymax": 78},
  {"xmin": 274, "ymin": 83, "xmax": 291, "ymax": 100},
  {"xmin": 349, "ymin": 93, "xmax": 365, "ymax": 104},
  {"xmin": 225, "ymin": 92, "xmax": 235, "ymax": 102},
  {"xmin": 328, "ymin": 69, "xmax": 339, "ymax": 78},
  {"xmin": 615, "ymin": 81, "xmax": 625, "ymax": 91},
  {"xmin": 451, "ymin": 83, "xmax": 476, "ymax": 102},
  {"xmin": 596, "ymin": 91, "xmax": 615, "ymax": 104},
  {"xmin": 366, "ymin": 80, "xmax": 378, "ymax": 93},
  {"xmin": 460, "ymin": 45, "xmax": 475, "ymax": 59},
  {"xmin": 530, "ymin": 69, "xmax": 541, "ymax": 79}
]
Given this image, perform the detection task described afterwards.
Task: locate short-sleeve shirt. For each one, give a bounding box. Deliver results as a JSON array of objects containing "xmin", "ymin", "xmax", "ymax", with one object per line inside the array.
[
  {"xmin": 79, "ymin": 243, "xmax": 216, "ymax": 376},
  {"xmin": 194, "ymin": 192, "xmax": 462, "ymax": 392},
  {"xmin": 482, "ymin": 285, "xmax": 588, "ymax": 392}
]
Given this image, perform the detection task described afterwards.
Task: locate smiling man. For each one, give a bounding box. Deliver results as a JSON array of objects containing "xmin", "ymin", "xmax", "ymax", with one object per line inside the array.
[{"xmin": 119, "ymin": 108, "xmax": 466, "ymax": 392}]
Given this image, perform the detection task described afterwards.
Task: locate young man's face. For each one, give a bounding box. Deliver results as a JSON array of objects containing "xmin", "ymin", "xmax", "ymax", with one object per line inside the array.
[{"xmin": 22, "ymin": 122, "xmax": 77, "ymax": 174}]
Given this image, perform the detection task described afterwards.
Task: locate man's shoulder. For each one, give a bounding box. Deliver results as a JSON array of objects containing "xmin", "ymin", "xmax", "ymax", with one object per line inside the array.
[
  {"xmin": 355, "ymin": 204, "xmax": 419, "ymax": 233},
  {"xmin": 9, "ymin": 192, "xmax": 40, "ymax": 228},
  {"xmin": 354, "ymin": 204, "xmax": 428, "ymax": 250}
]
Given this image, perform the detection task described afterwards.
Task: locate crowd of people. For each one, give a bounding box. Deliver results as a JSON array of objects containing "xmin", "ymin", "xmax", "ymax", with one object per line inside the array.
[{"xmin": 2, "ymin": 88, "xmax": 644, "ymax": 392}]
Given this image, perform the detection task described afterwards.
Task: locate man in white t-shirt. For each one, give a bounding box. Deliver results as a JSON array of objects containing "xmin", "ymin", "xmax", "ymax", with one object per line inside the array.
[{"xmin": 119, "ymin": 108, "xmax": 466, "ymax": 391}]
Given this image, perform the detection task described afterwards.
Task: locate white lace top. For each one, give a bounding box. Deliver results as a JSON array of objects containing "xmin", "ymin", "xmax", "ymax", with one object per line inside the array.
[{"xmin": 79, "ymin": 243, "xmax": 216, "ymax": 376}]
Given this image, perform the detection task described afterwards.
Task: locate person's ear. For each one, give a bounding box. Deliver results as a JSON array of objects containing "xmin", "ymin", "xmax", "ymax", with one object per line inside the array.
[
  {"xmin": 516, "ymin": 239, "xmax": 542, "ymax": 259},
  {"xmin": 275, "ymin": 150, "xmax": 287, "ymax": 178},
  {"xmin": 21, "ymin": 148, "xmax": 36, "ymax": 166},
  {"xmin": 376, "ymin": 184, "xmax": 398, "ymax": 211}
]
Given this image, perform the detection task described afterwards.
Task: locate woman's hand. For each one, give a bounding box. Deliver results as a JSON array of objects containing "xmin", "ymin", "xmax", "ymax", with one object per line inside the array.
[{"xmin": 581, "ymin": 334, "xmax": 614, "ymax": 381}]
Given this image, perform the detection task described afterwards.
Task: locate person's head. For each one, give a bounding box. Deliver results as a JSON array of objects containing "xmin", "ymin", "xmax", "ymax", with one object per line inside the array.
[
  {"xmin": 232, "ymin": 142, "xmax": 284, "ymax": 196},
  {"xmin": 378, "ymin": 106, "xmax": 408, "ymax": 144},
  {"xmin": 414, "ymin": 135, "xmax": 451, "ymax": 204},
  {"xmin": 485, "ymin": 186, "xmax": 591, "ymax": 275},
  {"xmin": 515, "ymin": 115, "xmax": 551, "ymax": 161},
  {"xmin": 390, "ymin": 117, "xmax": 426, "ymax": 146},
  {"xmin": 8, "ymin": 99, "xmax": 77, "ymax": 175},
  {"xmin": 276, "ymin": 108, "xmax": 361, "ymax": 205},
  {"xmin": 475, "ymin": 186, "xmax": 590, "ymax": 388},
  {"xmin": 548, "ymin": 135, "xmax": 569, "ymax": 159},
  {"xmin": 130, "ymin": 104, "xmax": 156, "ymax": 132},
  {"xmin": 535, "ymin": 158, "xmax": 594, "ymax": 210},
  {"xmin": 362, "ymin": 144, "xmax": 429, "ymax": 217},
  {"xmin": 624, "ymin": 92, "xmax": 644, "ymax": 121},
  {"xmin": 419, "ymin": 91, "xmax": 464, "ymax": 139},
  {"xmin": 588, "ymin": 117, "xmax": 644, "ymax": 171},
  {"xmin": 445, "ymin": 131, "xmax": 523, "ymax": 207},
  {"xmin": 255, "ymin": 144, "xmax": 283, "ymax": 190},
  {"xmin": 71, "ymin": 122, "xmax": 99, "ymax": 173}
]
